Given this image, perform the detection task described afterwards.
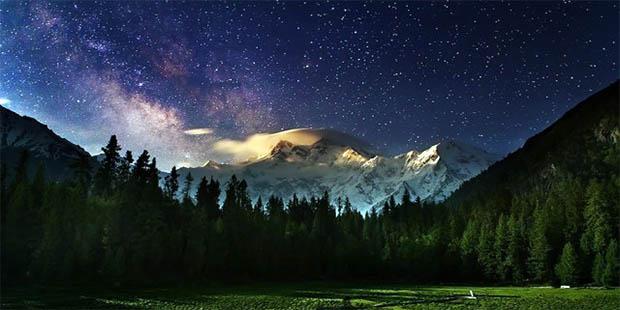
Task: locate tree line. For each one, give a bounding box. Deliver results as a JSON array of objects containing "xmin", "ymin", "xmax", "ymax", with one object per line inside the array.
[{"xmin": 1, "ymin": 134, "xmax": 618, "ymax": 286}]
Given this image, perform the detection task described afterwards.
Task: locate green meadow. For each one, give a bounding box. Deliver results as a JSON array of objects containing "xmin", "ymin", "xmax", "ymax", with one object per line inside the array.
[{"xmin": 2, "ymin": 283, "xmax": 619, "ymax": 309}]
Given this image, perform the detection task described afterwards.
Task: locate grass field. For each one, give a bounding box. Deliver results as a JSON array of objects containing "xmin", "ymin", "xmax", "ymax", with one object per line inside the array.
[{"xmin": 2, "ymin": 283, "xmax": 619, "ymax": 309}]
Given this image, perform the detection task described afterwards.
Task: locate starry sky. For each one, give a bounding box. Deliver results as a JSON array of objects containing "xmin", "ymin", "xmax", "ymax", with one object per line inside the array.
[{"xmin": 0, "ymin": 1, "xmax": 618, "ymax": 170}]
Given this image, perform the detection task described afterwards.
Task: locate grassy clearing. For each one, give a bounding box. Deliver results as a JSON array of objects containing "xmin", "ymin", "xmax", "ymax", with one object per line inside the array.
[{"xmin": 2, "ymin": 283, "xmax": 619, "ymax": 309}]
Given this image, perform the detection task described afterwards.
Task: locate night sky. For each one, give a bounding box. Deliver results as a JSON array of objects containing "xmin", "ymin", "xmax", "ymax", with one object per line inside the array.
[{"xmin": 1, "ymin": 1, "xmax": 618, "ymax": 169}]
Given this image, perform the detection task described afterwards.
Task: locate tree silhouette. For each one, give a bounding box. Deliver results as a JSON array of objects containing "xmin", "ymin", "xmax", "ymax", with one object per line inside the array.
[{"xmin": 94, "ymin": 135, "xmax": 121, "ymax": 195}]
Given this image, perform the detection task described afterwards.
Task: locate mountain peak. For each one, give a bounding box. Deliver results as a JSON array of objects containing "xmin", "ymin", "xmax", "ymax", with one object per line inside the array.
[
  {"xmin": 266, "ymin": 128, "xmax": 375, "ymax": 153},
  {"xmin": 202, "ymin": 160, "xmax": 223, "ymax": 168},
  {"xmin": 396, "ymin": 140, "xmax": 500, "ymax": 178}
]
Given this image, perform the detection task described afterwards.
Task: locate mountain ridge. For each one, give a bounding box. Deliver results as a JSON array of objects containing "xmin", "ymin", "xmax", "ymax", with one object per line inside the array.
[
  {"xmin": 0, "ymin": 106, "xmax": 93, "ymax": 180},
  {"xmin": 446, "ymin": 80, "xmax": 619, "ymax": 206},
  {"xmin": 177, "ymin": 134, "xmax": 499, "ymax": 211}
]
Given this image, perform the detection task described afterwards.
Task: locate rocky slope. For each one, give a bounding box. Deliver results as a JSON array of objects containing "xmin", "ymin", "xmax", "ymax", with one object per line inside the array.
[{"xmin": 0, "ymin": 106, "xmax": 92, "ymax": 180}]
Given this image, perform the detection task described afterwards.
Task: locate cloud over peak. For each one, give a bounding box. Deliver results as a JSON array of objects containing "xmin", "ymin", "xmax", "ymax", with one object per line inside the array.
[
  {"xmin": 184, "ymin": 128, "xmax": 214, "ymax": 136},
  {"xmin": 213, "ymin": 128, "xmax": 373, "ymax": 162}
]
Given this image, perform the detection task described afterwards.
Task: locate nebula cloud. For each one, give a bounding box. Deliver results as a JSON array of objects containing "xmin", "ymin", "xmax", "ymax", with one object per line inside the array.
[{"xmin": 81, "ymin": 76, "xmax": 220, "ymax": 170}]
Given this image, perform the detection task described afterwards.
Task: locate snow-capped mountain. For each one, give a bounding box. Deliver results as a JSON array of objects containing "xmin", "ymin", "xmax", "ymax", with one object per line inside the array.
[
  {"xmin": 177, "ymin": 128, "xmax": 500, "ymax": 212},
  {"xmin": 0, "ymin": 105, "xmax": 499, "ymax": 210},
  {"xmin": 0, "ymin": 106, "xmax": 92, "ymax": 179}
]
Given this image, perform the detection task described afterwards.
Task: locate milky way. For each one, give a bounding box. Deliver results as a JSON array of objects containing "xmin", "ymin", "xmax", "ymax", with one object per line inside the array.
[{"xmin": 0, "ymin": 1, "xmax": 617, "ymax": 170}]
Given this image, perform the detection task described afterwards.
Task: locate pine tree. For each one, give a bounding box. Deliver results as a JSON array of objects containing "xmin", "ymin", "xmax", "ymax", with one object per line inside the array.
[
  {"xmin": 385, "ymin": 195, "xmax": 397, "ymax": 220},
  {"xmin": 555, "ymin": 243, "xmax": 578, "ymax": 285},
  {"xmin": 267, "ymin": 195, "xmax": 285, "ymax": 220},
  {"xmin": 477, "ymin": 222, "xmax": 496, "ymax": 280},
  {"xmin": 237, "ymin": 179, "xmax": 253, "ymax": 212},
  {"xmin": 181, "ymin": 172, "xmax": 194, "ymax": 207},
  {"xmin": 559, "ymin": 177, "xmax": 583, "ymax": 245},
  {"xmin": 94, "ymin": 135, "xmax": 122, "ymax": 195},
  {"xmin": 117, "ymin": 150, "xmax": 133, "ymax": 186},
  {"xmin": 460, "ymin": 220, "xmax": 479, "ymax": 279},
  {"xmin": 195, "ymin": 176, "xmax": 208, "ymax": 207},
  {"xmin": 132, "ymin": 150, "xmax": 151, "ymax": 184},
  {"xmin": 69, "ymin": 153, "xmax": 93, "ymax": 190},
  {"xmin": 401, "ymin": 189, "xmax": 412, "ymax": 207},
  {"xmin": 580, "ymin": 181, "xmax": 613, "ymax": 284},
  {"xmin": 344, "ymin": 197, "xmax": 353, "ymax": 214},
  {"xmin": 528, "ymin": 207, "xmax": 551, "ymax": 282},
  {"xmin": 254, "ymin": 196, "xmax": 264, "ymax": 217},
  {"xmin": 222, "ymin": 175, "xmax": 239, "ymax": 218},
  {"xmin": 312, "ymin": 192, "xmax": 336, "ymax": 266},
  {"xmin": 287, "ymin": 194, "xmax": 301, "ymax": 222},
  {"xmin": 580, "ymin": 181, "xmax": 612, "ymax": 255},
  {"xmin": 494, "ymin": 214, "xmax": 510, "ymax": 281},
  {"xmin": 147, "ymin": 158, "xmax": 159, "ymax": 190},
  {"xmin": 506, "ymin": 213, "xmax": 526, "ymax": 283},
  {"xmin": 382, "ymin": 201, "xmax": 391, "ymax": 218},
  {"xmin": 601, "ymin": 239, "xmax": 619, "ymax": 287},
  {"xmin": 164, "ymin": 166, "xmax": 179, "ymax": 199},
  {"xmin": 592, "ymin": 252, "xmax": 605, "ymax": 285},
  {"xmin": 388, "ymin": 195, "xmax": 396, "ymax": 211},
  {"xmin": 206, "ymin": 177, "xmax": 221, "ymax": 219},
  {"xmin": 336, "ymin": 196, "xmax": 343, "ymax": 214}
]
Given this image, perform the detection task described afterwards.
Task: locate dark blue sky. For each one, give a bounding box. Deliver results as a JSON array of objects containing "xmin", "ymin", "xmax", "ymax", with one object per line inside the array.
[{"xmin": 0, "ymin": 1, "xmax": 618, "ymax": 169}]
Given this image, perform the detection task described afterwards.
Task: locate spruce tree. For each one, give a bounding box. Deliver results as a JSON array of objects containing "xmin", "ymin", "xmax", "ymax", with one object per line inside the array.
[
  {"xmin": 195, "ymin": 176, "xmax": 209, "ymax": 208},
  {"xmin": 181, "ymin": 172, "xmax": 194, "ymax": 206},
  {"xmin": 580, "ymin": 181, "xmax": 613, "ymax": 284},
  {"xmin": 477, "ymin": 222, "xmax": 496, "ymax": 280},
  {"xmin": 388, "ymin": 195, "xmax": 396, "ymax": 211},
  {"xmin": 494, "ymin": 214, "xmax": 510, "ymax": 281},
  {"xmin": 382, "ymin": 201, "xmax": 391, "ymax": 218},
  {"xmin": 94, "ymin": 135, "xmax": 122, "ymax": 195},
  {"xmin": 254, "ymin": 196, "xmax": 264, "ymax": 217},
  {"xmin": 580, "ymin": 181, "xmax": 612, "ymax": 255},
  {"xmin": 132, "ymin": 150, "xmax": 150, "ymax": 183},
  {"xmin": 222, "ymin": 175, "xmax": 239, "ymax": 217},
  {"xmin": 592, "ymin": 252, "xmax": 605, "ymax": 285},
  {"xmin": 460, "ymin": 220, "xmax": 479, "ymax": 279},
  {"xmin": 237, "ymin": 179, "xmax": 253, "ymax": 212},
  {"xmin": 147, "ymin": 158, "xmax": 159, "ymax": 190},
  {"xmin": 164, "ymin": 166, "xmax": 179, "ymax": 199},
  {"xmin": 506, "ymin": 213, "xmax": 526, "ymax": 283},
  {"xmin": 601, "ymin": 240, "xmax": 619, "ymax": 287},
  {"xmin": 206, "ymin": 177, "xmax": 221, "ymax": 219},
  {"xmin": 70, "ymin": 153, "xmax": 93, "ymax": 190},
  {"xmin": 528, "ymin": 206, "xmax": 550, "ymax": 283},
  {"xmin": 267, "ymin": 194, "xmax": 285, "ymax": 221},
  {"xmin": 401, "ymin": 188, "xmax": 412, "ymax": 207},
  {"xmin": 555, "ymin": 243, "xmax": 578, "ymax": 285},
  {"xmin": 344, "ymin": 197, "xmax": 353, "ymax": 214},
  {"xmin": 117, "ymin": 150, "xmax": 133, "ymax": 186}
]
